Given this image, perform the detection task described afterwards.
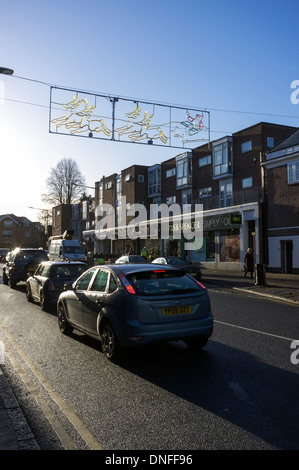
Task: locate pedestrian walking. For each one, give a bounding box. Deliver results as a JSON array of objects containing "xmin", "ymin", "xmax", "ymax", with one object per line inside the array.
[{"xmin": 244, "ymin": 248, "xmax": 254, "ymax": 278}]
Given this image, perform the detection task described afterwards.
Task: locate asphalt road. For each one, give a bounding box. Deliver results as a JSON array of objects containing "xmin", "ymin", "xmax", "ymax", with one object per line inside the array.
[{"xmin": 0, "ymin": 276, "xmax": 298, "ymax": 451}]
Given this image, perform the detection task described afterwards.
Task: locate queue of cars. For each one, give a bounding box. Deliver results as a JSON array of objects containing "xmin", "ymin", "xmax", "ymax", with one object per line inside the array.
[{"xmin": 1, "ymin": 249, "xmax": 212, "ymax": 361}]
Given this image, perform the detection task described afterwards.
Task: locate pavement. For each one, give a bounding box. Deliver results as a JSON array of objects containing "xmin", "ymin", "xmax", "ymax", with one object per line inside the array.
[
  {"xmin": 201, "ymin": 268, "xmax": 299, "ymax": 304},
  {"xmin": 0, "ymin": 268, "xmax": 298, "ymax": 450}
]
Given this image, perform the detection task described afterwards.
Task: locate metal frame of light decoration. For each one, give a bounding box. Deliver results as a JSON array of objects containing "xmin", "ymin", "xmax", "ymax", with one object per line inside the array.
[{"xmin": 49, "ymin": 86, "xmax": 210, "ymax": 150}]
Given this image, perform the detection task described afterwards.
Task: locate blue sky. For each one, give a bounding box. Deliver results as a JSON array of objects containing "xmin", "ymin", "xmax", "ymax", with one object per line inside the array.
[{"xmin": 0, "ymin": 0, "xmax": 298, "ymax": 221}]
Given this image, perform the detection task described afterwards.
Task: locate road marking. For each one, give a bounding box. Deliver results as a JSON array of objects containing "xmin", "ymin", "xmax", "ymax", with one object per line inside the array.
[
  {"xmin": 214, "ymin": 320, "xmax": 296, "ymax": 342},
  {"xmin": 6, "ymin": 347, "xmax": 77, "ymax": 450},
  {"xmin": 0, "ymin": 321, "xmax": 104, "ymax": 450}
]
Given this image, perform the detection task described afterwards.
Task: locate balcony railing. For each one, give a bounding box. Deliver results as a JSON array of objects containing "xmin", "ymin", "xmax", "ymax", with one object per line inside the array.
[{"xmin": 194, "ymin": 186, "xmax": 262, "ymax": 211}]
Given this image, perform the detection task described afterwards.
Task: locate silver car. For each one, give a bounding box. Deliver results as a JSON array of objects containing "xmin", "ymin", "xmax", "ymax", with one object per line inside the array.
[{"xmin": 57, "ymin": 264, "xmax": 213, "ymax": 361}]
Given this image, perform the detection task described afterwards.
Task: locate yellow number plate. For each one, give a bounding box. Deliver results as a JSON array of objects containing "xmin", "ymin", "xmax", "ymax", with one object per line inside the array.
[{"xmin": 162, "ymin": 305, "xmax": 192, "ymax": 316}]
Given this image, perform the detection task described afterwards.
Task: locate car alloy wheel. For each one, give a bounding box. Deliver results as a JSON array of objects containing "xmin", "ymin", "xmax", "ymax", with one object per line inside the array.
[
  {"xmin": 2, "ymin": 271, "xmax": 8, "ymax": 285},
  {"xmin": 101, "ymin": 322, "xmax": 119, "ymax": 362},
  {"xmin": 57, "ymin": 303, "xmax": 73, "ymax": 335}
]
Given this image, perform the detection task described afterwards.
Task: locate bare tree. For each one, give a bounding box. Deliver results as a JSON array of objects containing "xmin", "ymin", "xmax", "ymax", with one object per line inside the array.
[{"xmin": 42, "ymin": 158, "xmax": 86, "ymax": 206}]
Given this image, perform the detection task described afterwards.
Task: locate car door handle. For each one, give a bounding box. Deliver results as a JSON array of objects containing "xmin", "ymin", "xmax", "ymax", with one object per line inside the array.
[{"xmin": 96, "ymin": 300, "xmax": 102, "ymax": 306}]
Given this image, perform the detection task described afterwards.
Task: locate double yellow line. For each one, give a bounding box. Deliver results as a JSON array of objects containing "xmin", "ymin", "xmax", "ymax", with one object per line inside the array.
[{"xmin": 0, "ymin": 321, "xmax": 103, "ymax": 450}]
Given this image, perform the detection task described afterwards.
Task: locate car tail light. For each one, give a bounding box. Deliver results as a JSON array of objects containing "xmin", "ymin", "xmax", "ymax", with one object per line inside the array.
[
  {"xmin": 48, "ymin": 281, "xmax": 55, "ymax": 291},
  {"xmin": 119, "ymin": 274, "xmax": 136, "ymax": 295},
  {"xmin": 195, "ymin": 280, "xmax": 206, "ymax": 290}
]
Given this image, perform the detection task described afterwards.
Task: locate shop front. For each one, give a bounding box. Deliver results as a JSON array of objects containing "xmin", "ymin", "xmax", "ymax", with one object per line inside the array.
[
  {"xmin": 86, "ymin": 203, "xmax": 260, "ymax": 269},
  {"xmin": 166, "ymin": 204, "xmax": 260, "ymax": 271},
  {"xmin": 193, "ymin": 204, "xmax": 260, "ymax": 271}
]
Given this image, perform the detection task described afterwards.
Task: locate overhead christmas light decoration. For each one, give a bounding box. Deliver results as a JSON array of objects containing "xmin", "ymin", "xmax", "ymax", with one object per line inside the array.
[{"xmin": 49, "ymin": 86, "xmax": 210, "ymax": 149}]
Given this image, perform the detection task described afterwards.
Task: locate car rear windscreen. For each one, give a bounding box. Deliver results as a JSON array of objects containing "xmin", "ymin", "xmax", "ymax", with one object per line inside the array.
[
  {"xmin": 18, "ymin": 251, "xmax": 47, "ymax": 262},
  {"xmin": 52, "ymin": 264, "xmax": 87, "ymax": 278},
  {"xmin": 126, "ymin": 270, "xmax": 203, "ymax": 296}
]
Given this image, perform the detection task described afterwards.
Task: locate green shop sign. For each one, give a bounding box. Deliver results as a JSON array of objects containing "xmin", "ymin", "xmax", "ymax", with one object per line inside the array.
[{"xmin": 203, "ymin": 213, "xmax": 242, "ymax": 230}]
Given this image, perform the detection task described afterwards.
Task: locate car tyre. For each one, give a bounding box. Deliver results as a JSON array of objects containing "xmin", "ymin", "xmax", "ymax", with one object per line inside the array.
[
  {"xmin": 57, "ymin": 303, "xmax": 73, "ymax": 335},
  {"xmin": 100, "ymin": 321, "xmax": 120, "ymax": 362},
  {"xmin": 26, "ymin": 284, "xmax": 33, "ymax": 302},
  {"xmin": 40, "ymin": 291, "xmax": 49, "ymax": 311}
]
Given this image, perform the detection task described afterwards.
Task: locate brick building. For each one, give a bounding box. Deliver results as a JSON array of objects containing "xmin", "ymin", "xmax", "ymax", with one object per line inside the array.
[
  {"xmin": 93, "ymin": 166, "xmax": 149, "ymax": 257},
  {"xmin": 263, "ymin": 128, "xmax": 299, "ymax": 273},
  {"xmin": 0, "ymin": 214, "xmax": 44, "ymax": 249},
  {"xmin": 83, "ymin": 121, "xmax": 295, "ymax": 270},
  {"xmin": 52, "ymin": 203, "xmax": 86, "ymax": 243}
]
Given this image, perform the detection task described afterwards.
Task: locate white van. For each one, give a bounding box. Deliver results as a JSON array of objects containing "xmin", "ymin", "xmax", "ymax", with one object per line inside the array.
[{"xmin": 48, "ymin": 239, "xmax": 86, "ymax": 263}]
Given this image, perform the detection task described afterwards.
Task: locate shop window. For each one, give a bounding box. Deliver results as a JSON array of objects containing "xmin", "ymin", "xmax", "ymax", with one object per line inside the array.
[
  {"xmin": 220, "ymin": 229, "xmax": 240, "ymax": 262},
  {"xmin": 191, "ymin": 231, "xmax": 215, "ymax": 263}
]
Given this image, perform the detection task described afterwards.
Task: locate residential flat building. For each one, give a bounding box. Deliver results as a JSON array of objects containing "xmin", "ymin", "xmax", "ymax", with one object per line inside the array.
[{"xmin": 83, "ymin": 121, "xmax": 295, "ymax": 269}]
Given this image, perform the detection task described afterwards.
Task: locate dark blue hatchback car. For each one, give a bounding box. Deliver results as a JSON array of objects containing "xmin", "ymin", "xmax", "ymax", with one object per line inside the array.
[
  {"xmin": 57, "ymin": 264, "xmax": 213, "ymax": 361},
  {"xmin": 26, "ymin": 261, "xmax": 88, "ymax": 310}
]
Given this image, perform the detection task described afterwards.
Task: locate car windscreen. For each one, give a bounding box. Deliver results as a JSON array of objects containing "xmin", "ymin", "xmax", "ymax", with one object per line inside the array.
[
  {"xmin": 63, "ymin": 246, "xmax": 84, "ymax": 254},
  {"xmin": 51, "ymin": 264, "xmax": 87, "ymax": 278},
  {"xmin": 125, "ymin": 270, "xmax": 203, "ymax": 296}
]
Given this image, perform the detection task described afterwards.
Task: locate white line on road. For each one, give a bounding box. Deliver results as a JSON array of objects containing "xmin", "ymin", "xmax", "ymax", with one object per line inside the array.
[{"xmin": 214, "ymin": 320, "xmax": 296, "ymax": 342}]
